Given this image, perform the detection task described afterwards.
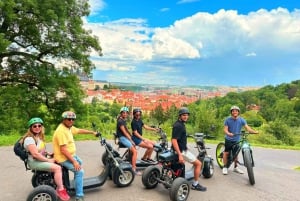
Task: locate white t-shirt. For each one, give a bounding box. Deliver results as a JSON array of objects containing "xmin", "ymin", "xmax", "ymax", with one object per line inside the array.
[{"xmin": 23, "ymin": 136, "xmax": 46, "ymax": 161}]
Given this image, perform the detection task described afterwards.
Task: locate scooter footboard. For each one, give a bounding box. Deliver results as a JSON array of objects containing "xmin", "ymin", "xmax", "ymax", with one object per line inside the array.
[{"xmin": 118, "ymin": 161, "xmax": 132, "ymax": 169}]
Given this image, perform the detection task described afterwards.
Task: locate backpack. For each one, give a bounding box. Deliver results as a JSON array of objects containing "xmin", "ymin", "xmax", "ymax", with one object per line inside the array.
[{"xmin": 13, "ymin": 137, "xmax": 30, "ymax": 170}]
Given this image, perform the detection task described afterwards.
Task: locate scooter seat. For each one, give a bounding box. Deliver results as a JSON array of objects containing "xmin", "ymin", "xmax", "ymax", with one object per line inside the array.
[{"xmin": 158, "ymin": 150, "xmax": 178, "ymax": 162}]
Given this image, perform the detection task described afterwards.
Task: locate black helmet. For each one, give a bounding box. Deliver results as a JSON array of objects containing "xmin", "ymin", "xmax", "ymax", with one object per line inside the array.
[
  {"xmin": 133, "ymin": 108, "xmax": 142, "ymax": 115},
  {"xmin": 178, "ymin": 107, "xmax": 190, "ymax": 116}
]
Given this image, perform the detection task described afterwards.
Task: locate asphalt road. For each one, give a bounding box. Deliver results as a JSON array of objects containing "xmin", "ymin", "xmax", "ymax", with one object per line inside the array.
[{"xmin": 1, "ymin": 140, "xmax": 300, "ymax": 201}]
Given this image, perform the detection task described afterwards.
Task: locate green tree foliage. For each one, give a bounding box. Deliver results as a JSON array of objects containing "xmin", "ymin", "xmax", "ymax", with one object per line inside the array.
[
  {"xmin": 264, "ymin": 120, "xmax": 295, "ymax": 145},
  {"xmin": 150, "ymin": 104, "xmax": 166, "ymax": 123},
  {"xmin": 0, "ymin": 0, "xmax": 102, "ymax": 133}
]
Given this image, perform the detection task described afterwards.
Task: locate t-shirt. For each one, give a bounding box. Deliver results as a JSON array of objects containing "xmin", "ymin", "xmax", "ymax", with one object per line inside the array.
[
  {"xmin": 52, "ymin": 123, "xmax": 79, "ymax": 163},
  {"xmin": 23, "ymin": 136, "xmax": 46, "ymax": 161},
  {"xmin": 116, "ymin": 117, "xmax": 130, "ymax": 138},
  {"xmin": 171, "ymin": 120, "xmax": 187, "ymax": 152},
  {"xmin": 131, "ymin": 118, "xmax": 144, "ymax": 136},
  {"xmin": 224, "ymin": 116, "xmax": 247, "ymax": 141}
]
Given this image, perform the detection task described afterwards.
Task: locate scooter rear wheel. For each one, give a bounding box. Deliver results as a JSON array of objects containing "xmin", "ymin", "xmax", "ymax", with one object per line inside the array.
[
  {"xmin": 26, "ymin": 185, "xmax": 57, "ymax": 201},
  {"xmin": 142, "ymin": 165, "xmax": 160, "ymax": 189},
  {"xmin": 169, "ymin": 177, "xmax": 190, "ymax": 201}
]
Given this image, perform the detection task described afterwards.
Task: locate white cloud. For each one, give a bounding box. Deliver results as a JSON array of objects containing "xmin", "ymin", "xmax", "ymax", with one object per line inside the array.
[
  {"xmin": 88, "ymin": 0, "xmax": 106, "ymax": 16},
  {"xmin": 85, "ymin": 7, "xmax": 300, "ymax": 85}
]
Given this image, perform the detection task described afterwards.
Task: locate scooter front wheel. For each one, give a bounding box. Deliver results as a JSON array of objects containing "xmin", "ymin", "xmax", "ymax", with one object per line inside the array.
[
  {"xmin": 101, "ymin": 152, "xmax": 108, "ymax": 166},
  {"xmin": 215, "ymin": 142, "xmax": 225, "ymax": 168},
  {"xmin": 202, "ymin": 159, "xmax": 214, "ymax": 178},
  {"xmin": 112, "ymin": 167, "xmax": 134, "ymax": 187},
  {"xmin": 27, "ymin": 185, "xmax": 57, "ymax": 201}
]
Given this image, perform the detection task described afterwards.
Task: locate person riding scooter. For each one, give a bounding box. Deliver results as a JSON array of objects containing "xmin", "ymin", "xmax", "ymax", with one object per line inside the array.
[
  {"xmin": 52, "ymin": 111, "xmax": 97, "ymax": 201},
  {"xmin": 131, "ymin": 108, "xmax": 158, "ymax": 162},
  {"xmin": 116, "ymin": 106, "xmax": 141, "ymax": 175}
]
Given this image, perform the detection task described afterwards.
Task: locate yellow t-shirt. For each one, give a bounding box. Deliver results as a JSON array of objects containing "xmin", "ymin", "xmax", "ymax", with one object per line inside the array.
[{"xmin": 52, "ymin": 123, "xmax": 79, "ymax": 163}]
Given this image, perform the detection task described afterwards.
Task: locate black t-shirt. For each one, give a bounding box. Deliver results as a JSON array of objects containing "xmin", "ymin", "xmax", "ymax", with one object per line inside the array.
[
  {"xmin": 131, "ymin": 119, "xmax": 144, "ymax": 136},
  {"xmin": 171, "ymin": 120, "xmax": 187, "ymax": 152},
  {"xmin": 116, "ymin": 117, "xmax": 129, "ymax": 137}
]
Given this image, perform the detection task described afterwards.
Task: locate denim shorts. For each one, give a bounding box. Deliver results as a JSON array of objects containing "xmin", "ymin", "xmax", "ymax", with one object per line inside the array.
[{"xmin": 119, "ymin": 136, "xmax": 134, "ymax": 148}]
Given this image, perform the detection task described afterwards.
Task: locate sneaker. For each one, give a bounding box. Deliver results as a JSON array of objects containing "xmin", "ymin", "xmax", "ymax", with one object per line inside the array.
[
  {"xmin": 141, "ymin": 158, "xmax": 148, "ymax": 162},
  {"xmin": 147, "ymin": 158, "xmax": 156, "ymax": 163},
  {"xmin": 134, "ymin": 170, "xmax": 142, "ymax": 176},
  {"xmin": 56, "ymin": 188, "xmax": 70, "ymax": 201},
  {"xmin": 191, "ymin": 183, "xmax": 207, "ymax": 191},
  {"xmin": 75, "ymin": 197, "xmax": 84, "ymax": 201},
  {"xmin": 233, "ymin": 167, "xmax": 244, "ymax": 174},
  {"xmin": 222, "ymin": 167, "xmax": 228, "ymax": 175}
]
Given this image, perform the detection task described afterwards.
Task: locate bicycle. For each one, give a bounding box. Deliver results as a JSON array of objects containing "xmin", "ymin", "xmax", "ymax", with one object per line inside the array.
[{"xmin": 215, "ymin": 131, "xmax": 256, "ymax": 185}]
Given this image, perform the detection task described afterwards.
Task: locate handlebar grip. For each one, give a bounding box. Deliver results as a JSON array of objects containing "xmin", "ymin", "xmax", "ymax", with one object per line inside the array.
[{"xmin": 95, "ymin": 132, "xmax": 101, "ymax": 137}]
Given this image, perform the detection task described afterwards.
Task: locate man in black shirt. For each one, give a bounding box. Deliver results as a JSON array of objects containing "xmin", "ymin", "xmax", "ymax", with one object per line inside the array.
[{"xmin": 171, "ymin": 107, "xmax": 207, "ymax": 191}]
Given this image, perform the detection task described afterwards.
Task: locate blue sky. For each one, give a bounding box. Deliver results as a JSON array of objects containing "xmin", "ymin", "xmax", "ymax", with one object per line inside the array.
[{"xmin": 84, "ymin": 0, "xmax": 300, "ymax": 86}]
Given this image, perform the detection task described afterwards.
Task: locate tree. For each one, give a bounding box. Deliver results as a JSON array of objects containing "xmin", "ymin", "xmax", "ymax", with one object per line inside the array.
[{"xmin": 0, "ymin": 0, "xmax": 102, "ymax": 131}]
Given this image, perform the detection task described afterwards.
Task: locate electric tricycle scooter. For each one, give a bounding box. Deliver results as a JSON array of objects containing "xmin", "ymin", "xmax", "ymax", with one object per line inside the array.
[
  {"xmin": 26, "ymin": 125, "xmax": 135, "ymax": 201},
  {"xmin": 188, "ymin": 132, "xmax": 215, "ymax": 178},
  {"xmin": 101, "ymin": 124, "xmax": 169, "ymax": 170},
  {"xmin": 141, "ymin": 149, "xmax": 190, "ymax": 201}
]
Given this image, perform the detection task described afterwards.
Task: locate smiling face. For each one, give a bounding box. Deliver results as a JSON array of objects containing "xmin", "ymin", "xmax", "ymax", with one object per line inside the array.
[
  {"xmin": 30, "ymin": 123, "xmax": 43, "ymax": 134},
  {"xmin": 63, "ymin": 118, "xmax": 75, "ymax": 128},
  {"xmin": 180, "ymin": 113, "xmax": 189, "ymax": 122},
  {"xmin": 231, "ymin": 109, "xmax": 240, "ymax": 118}
]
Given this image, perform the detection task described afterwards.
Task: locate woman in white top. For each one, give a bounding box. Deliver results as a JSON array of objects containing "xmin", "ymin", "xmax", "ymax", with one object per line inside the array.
[{"xmin": 23, "ymin": 117, "xmax": 70, "ymax": 201}]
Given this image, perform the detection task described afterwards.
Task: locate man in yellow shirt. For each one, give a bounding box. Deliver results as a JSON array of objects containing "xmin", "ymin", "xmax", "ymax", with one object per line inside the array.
[{"xmin": 52, "ymin": 111, "xmax": 97, "ymax": 201}]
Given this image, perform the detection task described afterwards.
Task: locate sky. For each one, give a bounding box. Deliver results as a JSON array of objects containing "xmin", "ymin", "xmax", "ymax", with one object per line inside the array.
[{"xmin": 84, "ymin": 0, "xmax": 300, "ymax": 87}]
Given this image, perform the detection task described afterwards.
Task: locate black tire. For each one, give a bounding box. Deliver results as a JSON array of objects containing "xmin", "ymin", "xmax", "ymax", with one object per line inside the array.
[
  {"xmin": 141, "ymin": 165, "xmax": 160, "ymax": 189},
  {"xmin": 101, "ymin": 152, "xmax": 108, "ymax": 166},
  {"xmin": 31, "ymin": 172, "xmax": 55, "ymax": 188},
  {"xmin": 26, "ymin": 185, "xmax": 58, "ymax": 201},
  {"xmin": 202, "ymin": 160, "xmax": 214, "ymax": 178},
  {"xmin": 112, "ymin": 167, "xmax": 134, "ymax": 187},
  {"xmin": 169, "ymin": 177, "xmax": 190, "ymax": 201},
  {"xmin": 243, "ymin": 149, "xmax": 255, "ymax": 185},
  {"xmin": 215, "ymin": 142, "xmax": 225, "ymax": 169}
]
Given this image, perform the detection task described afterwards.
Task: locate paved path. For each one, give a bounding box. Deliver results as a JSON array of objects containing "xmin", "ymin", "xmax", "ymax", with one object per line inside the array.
[{"xmin": 1, "ymin": 140, "xmax": 300, "ymax": 201}]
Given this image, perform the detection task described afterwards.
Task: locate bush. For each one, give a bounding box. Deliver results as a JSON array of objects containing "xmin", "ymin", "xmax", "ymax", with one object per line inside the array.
[{"xmin": 264, "ymin": 120, "xmax": 295, "ymax": 146}]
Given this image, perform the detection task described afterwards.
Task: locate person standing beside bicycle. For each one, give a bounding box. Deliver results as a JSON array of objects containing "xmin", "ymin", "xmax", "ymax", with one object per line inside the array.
[
  {"xmin": 116, "ymin": 106, "xmax": 141, "ymax": 175},
  {"xmin": 222, "ymin": 105, "xmax": 258, "ymax": 175},
  {"xmin": 171, "ymin": 107, "xmax": 207, "ymax": 191},
  {"xmin": 131, "ymin": 108, "xmax": 158, "ymax": 162}
]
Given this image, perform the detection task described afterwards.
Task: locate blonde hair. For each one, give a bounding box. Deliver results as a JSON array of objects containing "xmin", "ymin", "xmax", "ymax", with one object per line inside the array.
[{"xmin": 23, "ymin": 125, "xmax": 46, "ymax": 141}]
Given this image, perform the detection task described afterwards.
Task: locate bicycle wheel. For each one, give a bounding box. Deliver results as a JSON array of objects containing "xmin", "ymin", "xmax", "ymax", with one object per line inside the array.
[
  {"xmin": 215, "ymin": 142, "xmax": 225, "ymax": 168},
  {"xmin": 243, "ymin": 149, "xmax": 255, "ymax": 185}
]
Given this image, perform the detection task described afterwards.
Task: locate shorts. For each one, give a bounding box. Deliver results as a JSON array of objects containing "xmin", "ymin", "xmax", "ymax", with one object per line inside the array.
[
  {"xmin": 224, "ymin": 139, "xmax": 240, "ymax": 152},
  {"xmin": 28, "ymin": 160, "xmax": 52, "ymax": 171},
  {"xmin": 119, "ymin": 136, "xmax": 134, "ymax": 148},
  {"xmin": 132, "ymin": 135, "xmax": 142, "ymax": 145},
  {"xmin": 181, "ymin": 150, "xmax": 197, "ymax": 163}
]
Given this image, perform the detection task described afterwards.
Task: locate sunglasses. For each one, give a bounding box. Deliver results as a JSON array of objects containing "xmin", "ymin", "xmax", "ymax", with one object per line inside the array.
[
  {"xmin": 67, "ymin": 118, "xmax": 75, "ymax": 121},
  {"xmin": 32, "ymin": 124, "xmax": 42, "ymax": 128}
]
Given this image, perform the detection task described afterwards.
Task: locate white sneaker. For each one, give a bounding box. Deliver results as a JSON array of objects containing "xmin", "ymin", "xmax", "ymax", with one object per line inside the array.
[
  {"xmin": 222, "ymin": 167, "xmax": 228, "ymax": 175},
  {"xmin": 233, "ymin": 167, "xmax": 244, "ymax": 174}
]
